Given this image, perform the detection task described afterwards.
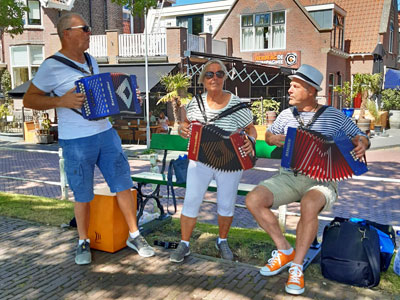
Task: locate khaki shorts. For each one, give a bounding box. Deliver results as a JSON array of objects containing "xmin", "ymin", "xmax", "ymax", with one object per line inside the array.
[{"xmin": 258, "ymin": 168, "xmax": 338, "ymax": 212}]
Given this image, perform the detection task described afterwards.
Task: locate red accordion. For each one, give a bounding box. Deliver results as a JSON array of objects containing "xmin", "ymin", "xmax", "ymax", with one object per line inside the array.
[
  {"xmin": 188, "ymin": 122, "xmax": 256, "ymax": 171},
  {"xmin": 281, "ymin": 127, "xmax": 368, "ymax": 181}
]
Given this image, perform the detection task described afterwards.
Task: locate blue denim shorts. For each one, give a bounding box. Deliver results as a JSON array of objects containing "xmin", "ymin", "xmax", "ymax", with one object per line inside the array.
[{"xmin": 59, "ymin": 128, "xmax": 133, "ymax": 203}]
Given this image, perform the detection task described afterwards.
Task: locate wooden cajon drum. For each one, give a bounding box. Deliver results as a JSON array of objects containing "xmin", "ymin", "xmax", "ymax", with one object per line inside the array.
[{"xmin": 88, "ymin": 186, "xmax": 137, "ymax": 253}]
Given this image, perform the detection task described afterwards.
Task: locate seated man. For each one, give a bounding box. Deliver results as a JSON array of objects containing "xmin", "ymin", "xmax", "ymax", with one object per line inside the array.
[{"xmin": 245, "ymin": 64, "xmax": 369, "ymax": 295}]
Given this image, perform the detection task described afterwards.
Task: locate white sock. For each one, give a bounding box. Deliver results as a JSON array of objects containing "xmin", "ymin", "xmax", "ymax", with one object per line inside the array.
[
  {"xmin": 278, "ymin": 247, "xmax": 294, "ymax": 255},
  {"xmin": 181, "ymin": 240, "xmax": 190, "ymax": 247},
  {"xmin": 129, "ymin": 230, "xmax": 140, "ymax": 239},
  {"xmin": 78, "ymin": 239, "xmax": 90, "ymax": 245},
  {"xmin": 217, "ymin": 237, "xmax": 227, "ymax": 244}
]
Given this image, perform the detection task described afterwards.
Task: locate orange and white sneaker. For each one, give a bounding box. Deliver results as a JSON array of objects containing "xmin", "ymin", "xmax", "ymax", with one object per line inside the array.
[
  {"xmin": 285, "ymin": 264, "xmax": 305, "ymax": 295},
  {"xmin": 260, "ymin": 249, "xmax": 295, "ymax": 276}
]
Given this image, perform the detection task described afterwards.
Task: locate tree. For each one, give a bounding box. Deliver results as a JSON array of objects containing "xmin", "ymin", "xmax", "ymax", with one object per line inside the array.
[
  {"xmin": 0, "ymin": 0, "xmax": 29, "ymax": 39},
  {"xmin": 111, "ymin": 0, "xmax": 158, "ymax": 17}
]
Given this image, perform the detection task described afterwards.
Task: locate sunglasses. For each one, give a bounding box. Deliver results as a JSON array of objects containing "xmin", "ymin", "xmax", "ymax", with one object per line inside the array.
[
  {"xmin": 204, "ymin": 71, "xmax": 225, "ymax": 79},
  {"xmin": 66, "ymin": 25, "xmax": 92, "ymax": 33}
]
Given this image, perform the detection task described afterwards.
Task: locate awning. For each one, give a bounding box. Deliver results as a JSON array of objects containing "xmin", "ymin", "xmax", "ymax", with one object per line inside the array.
[
  {"xmin": 8, "ymin": 80, "xmax": 32, "ymax": 98},
  {"xmin": 384, "ymin": 68, "xmax": 400, "ymax": 89},
  {"xmin": 99, "ymin": 63, "xmax": 178, "ymax": 92}
]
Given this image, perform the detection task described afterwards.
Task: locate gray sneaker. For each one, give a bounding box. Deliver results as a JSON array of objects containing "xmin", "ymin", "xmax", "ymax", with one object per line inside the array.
[
  {"xmin": 169, "ymin": 242, "xmax": 190, "ymax": 263},
  {"xmin": 126, "ymin": 235, "xmax": 155, "ymax": 257},
  {"xmin": 75, "ymin": 241, "xmax": 91, "ymax": 265},
  {"xmin": 215, "ymin": 239, "xmax": 233, "ymax": 261}
]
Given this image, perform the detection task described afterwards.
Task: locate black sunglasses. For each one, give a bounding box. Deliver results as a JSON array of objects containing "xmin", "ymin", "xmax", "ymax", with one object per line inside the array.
[
  {"xmin": 204, "ymin": 71, "xmax": 225, "ymax": 79},
  {"xmin": 66, "ymin": 25, "xmax": 92, "ymax": 33}
]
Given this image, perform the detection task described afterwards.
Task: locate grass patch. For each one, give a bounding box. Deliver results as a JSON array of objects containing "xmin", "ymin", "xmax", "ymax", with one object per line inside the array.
[
  {"xmin": 0, "ymin": 192, "xmax": 399, "ymax": 295},
  {"xmin": 0, "ymin": 192, "xmax": 74, "ymax": 226}
]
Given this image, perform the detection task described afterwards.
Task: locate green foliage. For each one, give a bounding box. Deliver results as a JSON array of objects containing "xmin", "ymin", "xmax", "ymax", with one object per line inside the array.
[
  {"xmin": 157, "ymin": 72, "xmax": 192, "ymax": 106},
  {"xmin": 334, "ymin": 81, "xmax": 352, "ymax": 108},
  {"xmin": 352, "ymin": 73, "xmax": 383, "ymax": 119},
  {"xmin": 382, "ymin": 89, "xmax": 400, "ymax": 111},
  {"xmin": 366, "ymin": 99, "xmax": 380, "ymax": 123},
  {"xmin": 0, "ymin": 0, "xmax": 29, "ymax": 38},
  {"xmin": 1, "ymin": 69, "xmax": 12, "ymax": 101},
  {"xmin": 111, "ymin": 0, "xmax": 158, "ymax": 17},
  {"xmin": 251, "ymin": 99, "xmax": 280, "ymax": 124},
  {"xmin": 0, "ymin": 103, "xmax": 10, "ymax": 120}
]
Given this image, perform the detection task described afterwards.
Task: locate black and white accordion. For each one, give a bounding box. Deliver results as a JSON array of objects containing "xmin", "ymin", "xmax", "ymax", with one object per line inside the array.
[
  {"xmin": 281, "ymin": 127, "xmax": 368, "ymax": 181},
  {"xmin": 188, "ymin": 122, "xmax": 256, "ymax": 171},
  {"xmin": 75, "ymin": 72, "xmax": 141, "ymax": 120}
]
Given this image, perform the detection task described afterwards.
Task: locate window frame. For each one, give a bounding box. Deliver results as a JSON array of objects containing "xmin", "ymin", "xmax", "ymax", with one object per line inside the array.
[
  {"xmin": 240, "ymin": 11, "xmax": 286, "ymax": 52},
  {"xmin": 19, "ymin": 0, "xmax": 43, "ymax": 28},
  {"xmin": 10, "ymin": 45, "xmax": 44, "ymax": 88}
]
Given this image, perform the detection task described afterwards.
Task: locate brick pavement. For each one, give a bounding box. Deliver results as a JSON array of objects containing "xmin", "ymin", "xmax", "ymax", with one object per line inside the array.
[{"xmin": 0, "ymin": 216, "xmax": 393, "ymax": 300}]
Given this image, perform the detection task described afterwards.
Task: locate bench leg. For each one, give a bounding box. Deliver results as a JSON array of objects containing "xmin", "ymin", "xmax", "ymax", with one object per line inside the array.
[
  {"xmin": 134, "ymin": 183, "xmax": 166, "ymax": 226},
  {"xmin": 302, "ymin": 237, "xmax": 321, "ymax": 271}
]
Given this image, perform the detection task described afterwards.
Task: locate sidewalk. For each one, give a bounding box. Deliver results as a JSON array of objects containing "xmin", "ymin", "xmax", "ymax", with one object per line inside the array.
[{"xmin": 0, "ymin": 216, "xmax": 393, "ymax": 300}]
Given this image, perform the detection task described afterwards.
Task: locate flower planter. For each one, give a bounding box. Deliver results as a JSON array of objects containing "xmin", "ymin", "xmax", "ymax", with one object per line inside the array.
[{"xmin": 341, "ymin": 108, "xmax": 354, "ymax": 118}]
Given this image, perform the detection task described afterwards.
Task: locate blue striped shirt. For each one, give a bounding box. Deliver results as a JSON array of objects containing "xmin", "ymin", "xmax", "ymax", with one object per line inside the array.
[{"xmin": 268, "ymin": 106, "xmax": 367, "ymax": 139}]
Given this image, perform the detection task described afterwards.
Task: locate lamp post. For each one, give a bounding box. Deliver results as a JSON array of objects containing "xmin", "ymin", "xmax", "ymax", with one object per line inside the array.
[{"xmin": 144, "ymin": 7, "xmax": 150, "ymax": 149}]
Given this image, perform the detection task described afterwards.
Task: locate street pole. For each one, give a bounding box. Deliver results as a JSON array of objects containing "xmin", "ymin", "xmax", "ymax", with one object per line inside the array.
[{"xmin": 145, "ymin": 7, "xmax": 150, "ymax": 149}]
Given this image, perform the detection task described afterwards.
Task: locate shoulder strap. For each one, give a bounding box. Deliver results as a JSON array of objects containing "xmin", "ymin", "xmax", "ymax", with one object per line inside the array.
[
  {"xmin": 195, "ymin": 94, "xmax": 207, "ymax": 123},
  {"xmin": 47, "ymin": 53, "xmax": 93, "ymax": 75},
  {"xmin": 208, "ymin": 102, "xmax": 250, "ymax": 123},
  {"xmin": 290, "ymin": 105, "xmax": 328, "ymax": 129},
  {"xmin": 362, "ymin": 228, "xmax": 381, "ymax": 287}
]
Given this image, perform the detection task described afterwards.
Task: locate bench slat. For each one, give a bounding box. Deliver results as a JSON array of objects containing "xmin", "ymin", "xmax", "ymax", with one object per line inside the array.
[
  {"xmin": 132, "ymin": 172, "xmax": 255, "ymax": 196},
  {"xmin": 151, "ymin": 133, "xmax": 282, "ymax": 159}
]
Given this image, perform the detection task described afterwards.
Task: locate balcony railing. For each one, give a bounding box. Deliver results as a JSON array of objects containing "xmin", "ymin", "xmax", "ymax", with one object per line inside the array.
[
  {"xmin": 119, "ymin": 33, "xmax": 167, "ymax": 57},
  {"xmin": 89, "ymin": 35, "xmax": 107, "ymax": 57},
  {"xmin": 187, "ymin": 34, "xmax": 205, "ymax": 53}
]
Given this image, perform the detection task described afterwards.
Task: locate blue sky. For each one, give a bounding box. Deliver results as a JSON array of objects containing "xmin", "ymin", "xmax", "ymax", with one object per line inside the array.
[{"xmin": 173, "ymin": 0, "xmax": 220, "ymax": 6}]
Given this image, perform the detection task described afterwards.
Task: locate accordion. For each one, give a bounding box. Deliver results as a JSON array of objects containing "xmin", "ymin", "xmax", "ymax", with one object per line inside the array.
[
  {"xmin": 75, "ymin": 72, "xmax": 141, "ymax": 120},
  {"xmin": 188, "ymin": 122, "xmax": 256, "ymax": 171},
  {"xmin": 281, "ymin": 127, "xmax": 368, "ymax": 181}
]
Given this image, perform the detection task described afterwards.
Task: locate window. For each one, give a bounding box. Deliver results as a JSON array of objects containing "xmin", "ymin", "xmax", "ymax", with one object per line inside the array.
[
  {"xmin": 389, "ymin": 20, "xmax": 394, "ymax": 53},
  {"xmin": 241, "ymin": 11, "xmax": 286, "ymax": 51},
  {"xmin": 332, "ymin": 12, "xmax": 344, "ymax": 50},
  {"xmin": 309, "ymin": 10, "xmax": 333, "ymax": 29},
  {"xmin": 19, "ymin": 0, "xmax": 42, "ymax": 26},
  {"xmin": 177, "ymin": 15, "xmax": 203, "ymax": 35},
  {"xmin": 10, "ymin": 45, "xmax": 43, "ymax": 88},
  {"xmin": 328, "ymin": 73, "xmax": 334, "ymax": 106}
]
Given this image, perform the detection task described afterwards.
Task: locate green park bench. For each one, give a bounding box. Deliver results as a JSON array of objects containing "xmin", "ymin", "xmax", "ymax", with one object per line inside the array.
[{"xmin": 132, "ymin": 133, "xmax": 320, "ymax": 270}]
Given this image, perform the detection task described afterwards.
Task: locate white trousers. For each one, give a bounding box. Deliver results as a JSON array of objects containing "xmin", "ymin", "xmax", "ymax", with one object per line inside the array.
[{"xmin": 181, "ymin": 160, "xmax": 243, "ymax": 218}]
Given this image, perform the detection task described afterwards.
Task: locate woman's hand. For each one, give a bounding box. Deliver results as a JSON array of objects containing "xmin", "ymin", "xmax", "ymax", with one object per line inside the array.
[
  {"xmin": 243, "ymin": 137, "xmax": 255, "ymax": 156},
  {"xmin": 178, "ymin": 122, "xmax": 190, "ymax": 139}
]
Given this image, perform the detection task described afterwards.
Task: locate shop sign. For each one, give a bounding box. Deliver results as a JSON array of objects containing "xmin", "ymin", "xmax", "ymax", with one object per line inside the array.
[{"xmin": 252, "ymin": 51, "xmax": 301, "ymax": 68}]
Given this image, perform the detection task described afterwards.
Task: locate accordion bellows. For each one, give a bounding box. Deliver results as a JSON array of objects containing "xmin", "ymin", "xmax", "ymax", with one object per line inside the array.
[
  {"xmin": 188, "ymin": 122, "xmax": 256, "ymax": 171},
  {"xmin": 281, "ymin": 127, "xmax": 368, "ymax": 181},
  {"xmin": 75, "ymin": 72, "xmax": 141, "ymax": 120}
]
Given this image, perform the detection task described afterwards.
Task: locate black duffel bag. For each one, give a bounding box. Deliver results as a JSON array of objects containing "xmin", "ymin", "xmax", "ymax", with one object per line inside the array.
[{"xmin": 321, "ymin": 217, "xmax": 381, "ymax": 287}]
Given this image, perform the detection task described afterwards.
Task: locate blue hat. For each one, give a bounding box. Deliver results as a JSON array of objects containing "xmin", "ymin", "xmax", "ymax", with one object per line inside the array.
[{"xmin": 288, "ymin": 64, "xmax": 323, "ymax": 91}]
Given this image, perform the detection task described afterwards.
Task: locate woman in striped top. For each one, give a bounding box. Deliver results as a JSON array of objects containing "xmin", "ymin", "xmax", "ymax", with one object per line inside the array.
[{"xmin": 169, "ymin": 59, "xmax": 257, "ymax": 263}]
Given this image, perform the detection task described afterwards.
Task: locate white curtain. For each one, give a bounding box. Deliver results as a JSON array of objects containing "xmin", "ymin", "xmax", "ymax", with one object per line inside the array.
[
  {"xmin": 272, "ymin": 25, "xmax": 285, "ymax": 49},
  {"xmin": 241, "ymin": 28, "xmax": 253, "ymax": 50}
]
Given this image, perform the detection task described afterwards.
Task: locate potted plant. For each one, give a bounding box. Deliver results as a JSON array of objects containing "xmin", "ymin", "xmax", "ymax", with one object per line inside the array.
[
  {"xmin": 382, "ymin": 88, "xmax": 400, "ymax": 129},
  {"xmin": 334, "ymin": 81, "xmax": 354, "ymax": 117},
  {"xmin": 251, "ymin": 98, "xmax": 280, "ymax": 125},
  {"xmin": 352, "ymin": 73, "xmax": 382, "ymax": 132},
  {"xmin": 366, "ymin": 99, "xmax": 384, "ymax": 134},
  {"xmin": 157, "ymin": 72, "xmax": 192, "ymax": 131},
  {"xmin": 35, "ymin": 112, "xmax": 54, "ymax": 144}
]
